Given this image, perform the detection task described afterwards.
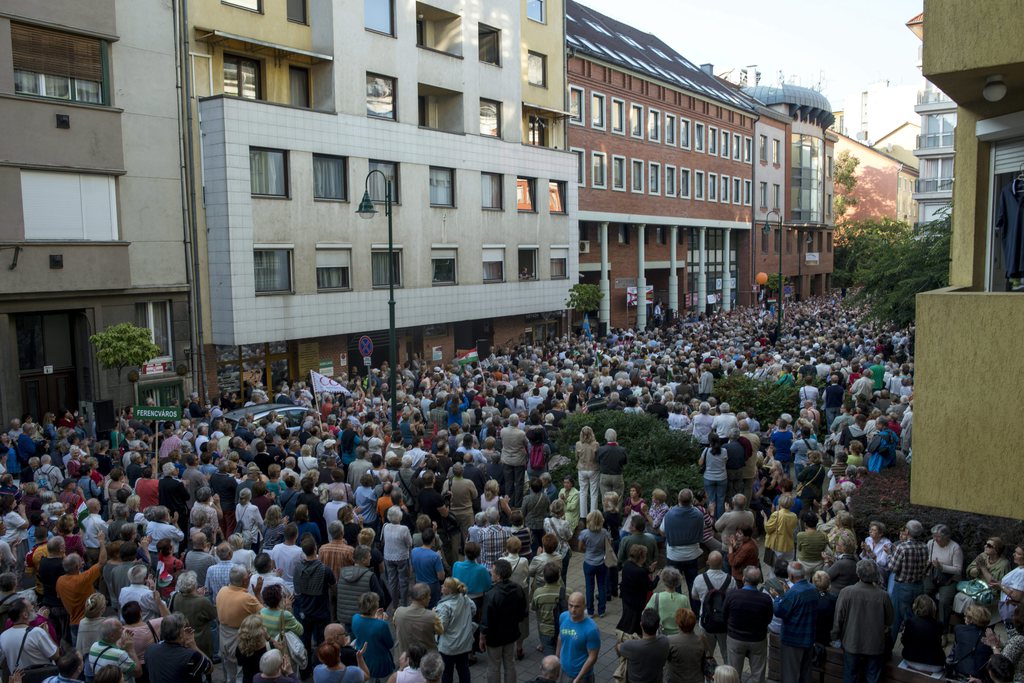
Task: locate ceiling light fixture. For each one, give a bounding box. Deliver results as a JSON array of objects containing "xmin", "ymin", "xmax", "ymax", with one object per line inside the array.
[{"xmin": 983, "ymin": 74, "xmax": 1007, "ymax": 102}]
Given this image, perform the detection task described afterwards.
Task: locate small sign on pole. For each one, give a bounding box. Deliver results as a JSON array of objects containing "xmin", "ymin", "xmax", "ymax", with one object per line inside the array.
[
  {"xmin": 133, "ymin": 406, "xmax": 181, "ymax": 421},
  {"xmin": 363, "ymin": 356, "xmax": 372, "ymax": 367}
]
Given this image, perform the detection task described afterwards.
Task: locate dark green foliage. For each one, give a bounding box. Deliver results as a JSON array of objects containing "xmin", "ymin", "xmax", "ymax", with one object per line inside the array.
[
  {"xmin": 713, "ymin": 374, "xmax": 801, "ymax": 426},
  {"xmin": 850, "ymin": 468, "xmax": 1024, "ymax": 561},
  {"xmin": 552, "ymin": 412, "xmax": 703, "ymax": 496}
]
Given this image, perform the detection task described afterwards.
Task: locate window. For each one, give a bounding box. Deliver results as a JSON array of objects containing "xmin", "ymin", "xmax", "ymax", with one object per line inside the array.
[
  {"xmin": 250, "ymin": 148, "xmax": 288, "ymax": 197},
  {"xmin": 759, "ymin": 134, "xmax": 768, "ymax": 161},
  {"xmin": 665, "ymin": 166, "xmax": 676, "ymax": 196},
  {"xmin": 368, "ymin": 160, "xmax": 399, "ymax": 202},
  {"xmin": 478, "ymin": 24, "xmax": 500, "ymax": 65},
  {"xmin": 656, "ymin": 226, "xmax": 667, "ymax": 245},
  {"xmin": 761, "ymin": 228, "xmax": 769, "ymax": 253},
  {"xmin": 516, "ymin": 177, "xmax": 536, "ymax": 211},
  {"xmin": 550, "ymin": 248, "xmax": 568, "ymax": 279},
  {"xmin": 224, "ymin": 0, "xmax": 260, "ymax": 9},
  {"xmin": 772, "ymin": 138, "xmax": 780, "ymax": 164},
  {"xmin": 527, "ymin": 52, "xmax": 546, "ymax": 87},
  {"xmin": 316, "ymin": 250, "xmax": 351, "ymax": 291},
  {"xmin": 135, "ymin": 302, "xmax": 171, "ymax": 358},
  {"xmin": 223, "ymin": 54, "xmax": 260, "ymax": 99},
  {"xmin": 708, "ymin": 172, "xmax": 718, "ymax": 201},
  {"xmin": 528, "ymin": 115, "xmax": 548, "ymax": 146},
  {"xmin": 366, "ymin": 74, "xmax": 396, "ymax": 121},
  {"xmin": 679, "ymin": 168, "xmax": 691, "ymax": 198},
  {"xmin": 694, "ymin": 170, "xmax": 704, "ymax": 199},
  {"xmin": 570, "ymin": 149, "xmax": 584, "ymax": 186},
  {"xmin": 772, "ymin": 183, "xmax": 780, "ymax": 209},
  {"xmin": 20, "ymin": 171, "xmax": 117, "ymax": 241},
  {"xmin": 719, "ymin": 129, "xmax": 729, "ymax": 157},
  {"xmin": 482, "ymin": 247, "xmax": 505, "ymax": 282},
  {"xmin": 774, "ymin": 228, "xmax": 781, "ymax": 253},
  {"xmin": 481, "ymin": 172, "xmax": 503, "ymax": 209},
  {"xmin": 648, "ymin": 109, "xmax": 661, "ymax": 142},
  {"xmin": 694, "ymin": 122, "xmax": 705, "ymax": 152},
  {"xmin": 365, "ymin": 0, "xmax": 394, "ymax": 34},
  {"xmin": 254, "ymin": 249, "xmax": 292, "ymax": 293},
  {"xmin": 743, "ymin": 136, "xmax": 752, "ymax": 163},
  {"xmin": 631, "ymin": 159, "xmax": 644, "ymax": 193},
  {"xmin": 591, "ymin": 152, "xmax": 607, "ymax": 189},
  {"xmin": 665, "ymin": 114, "xmax": 676, "ymax": 146},
  {"xmin": 787, "ymin": 231, "xmax": 793, "ymax": 254},
  {"xmin": 827, "ymin": 155, "xmax": 834, "ymax": 178},
  {"xmin": 549, "ymin": 181, "xmax": 566, "ymax": 213},
  {"xmin": 568, "ymin": 87, "xmax": 584, "ymax": 124},
  {"xmin": 649, "ymin": 162, "xmax": 660, "ymax": 195},
  {"xmin": 630, "ymin": 104, "xmax": 643, "ymax": 138},
  {"xmin": 680, "ymin": 118, "xmax": 691, "ymax": 149},
  {"xmin": 827, "ymin": 232, "xmax": 833, "ymax": 252},
  {"xmin": 288, "ymin": 66, "xmax": 310, "ymax": 107},
  {"xmin": 518, "ymin": 248, "xmax": 538, "ymax": 280},
  {"xmin": 827, "ymin": 194, "xmax": 833, "ymax": 218},
  {"xmin": 611, "ymin": 98, "xmax": 625, "ymax": 134},
  {"xmin": 733, "ymin": 133, "xmax": 742, "ymax": 160},
  {"xmin": 313, "ymin": 154, "xmax": 346, "ymax": 200},
  {"xmin": 479, "ymin": 99, "xmax": 501, "ymax": 137},
  {"xmin": 527, "ymin": 0, "xmax": 545, "ymax": 22},
  {"xmin": 733, "ymin": 177, "xmax": 741, "ymax": 205},
  {"xmin": 708, "ymin": 126, "xmax": 718, "ymax": 155},
  {"xmin": 743, "ymin": 179, "xmax": 752, "ymax": 205},
  {"xmin": 720, "ymin": 175, "xmax": 729, "ymax": 203},
  {"xmin": 759, "ymin": 181, "xmax": 768, "ymax": 207},
  {"xmin": 617, "ymin": 225, "xmax": 630, "ymax": 244},
  {"xmin": 612, "ymin": 156, "xmax": 626, "ymax": 191},
  {"xmin": 429, "ymin": 167, "xmax": 455, "ymax": 207},
  {"xmin": 591, "ymin": 92, "xmax": 606, "ymax": 129},
  {"xmin": 11, "ymin": 24, "xmax": 106, "ymax": 104},
  {"xmin": 431, "ymin": 249, "xmax": 457, "ymax": 285},
  {"xmin": 287, "ymin": 0, "xmax": 307, "ymax": 23},
  {"xmin": 371, "ymin": 250, "xmax": 402, "ymax": 288}
]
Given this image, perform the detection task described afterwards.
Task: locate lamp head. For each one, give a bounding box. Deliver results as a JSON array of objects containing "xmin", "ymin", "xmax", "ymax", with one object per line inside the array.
[
  {"xmin": 356, "ymin": 191, "xmax": 377, "ymax": 219},
  {"xmin": 762, "ymin": 221, "xmax": 771, "ymax": 234}
]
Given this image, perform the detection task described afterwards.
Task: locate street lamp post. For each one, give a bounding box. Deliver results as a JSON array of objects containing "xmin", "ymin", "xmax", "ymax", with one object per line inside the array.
[
  {"xmin": 763, "ymin": 208, "xmax": 784, "ymax": 344},
  {"xmin": 356, "ymin": 170, "xmax": 399, "ymax": 432}
]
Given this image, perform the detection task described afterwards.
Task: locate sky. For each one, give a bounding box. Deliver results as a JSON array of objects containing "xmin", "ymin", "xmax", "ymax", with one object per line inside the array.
[{"xmin": 575, "ymin": 0, "xmax": 923, "ymax": 111}]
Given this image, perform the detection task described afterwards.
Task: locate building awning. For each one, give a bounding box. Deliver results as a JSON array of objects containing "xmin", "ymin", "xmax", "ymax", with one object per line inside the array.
[
  {"xmin": 194, "ymin": 28, "xmax": 333, "ymax": 64},
  {"xmin": 522, "ymin": 101, "xmax": 571, "ymax": 118}
]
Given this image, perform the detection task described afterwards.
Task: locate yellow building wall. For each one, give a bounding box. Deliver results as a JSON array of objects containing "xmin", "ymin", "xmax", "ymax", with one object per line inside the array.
[
  {"xmin": 520, "ymin": 0, "xmax": 566, "ymax": 148},
  {"xmin": 912, "ymin": 288, "xmax": 1024, "ymax": 518},
  {"xmin": 923, "ymin": 0, "xmax": 1024, "ymax": 80}
]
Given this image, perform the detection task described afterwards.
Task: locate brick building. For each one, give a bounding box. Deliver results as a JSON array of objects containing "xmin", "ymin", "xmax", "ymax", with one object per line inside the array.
[{"xmin": 566, "ymin": 0, "xmax": 759, "ymax": 330}]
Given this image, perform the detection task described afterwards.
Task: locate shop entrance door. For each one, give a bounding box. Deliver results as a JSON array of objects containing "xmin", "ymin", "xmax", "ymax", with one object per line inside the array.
[{"xmin": 16, "ymin": 313, "xmax": 80, "ymax": 419}]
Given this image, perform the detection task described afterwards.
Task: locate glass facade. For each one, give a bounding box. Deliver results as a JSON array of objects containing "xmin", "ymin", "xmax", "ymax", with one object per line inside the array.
[
  {"xmin": 791, "ymin": 134, "xmax": 824, "ymax": 223},
  {"xmin": 685, "ymin": 228, "xmax": 737, "ymax": 311}
]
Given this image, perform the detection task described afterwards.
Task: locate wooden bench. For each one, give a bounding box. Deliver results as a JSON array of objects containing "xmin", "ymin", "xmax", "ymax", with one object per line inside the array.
[{"xmin": 766, "ymin": 633, "xmax": 944, "ymax": 682}]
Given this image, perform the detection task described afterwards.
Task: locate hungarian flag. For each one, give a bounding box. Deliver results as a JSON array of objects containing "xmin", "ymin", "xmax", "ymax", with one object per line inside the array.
[
  {"xmin": 75, "ymin": 500, "xmax": 89, "ymax": 528},
  {"xmin": 455, "ymin": 348, "xmax": 479, "ymax": 366}
]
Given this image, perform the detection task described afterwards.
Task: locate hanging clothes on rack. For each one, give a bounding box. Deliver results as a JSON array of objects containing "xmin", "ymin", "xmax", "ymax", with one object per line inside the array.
[{"xmin": 995, "ymin": 173, "xmax": 1024, "ymax": 279}]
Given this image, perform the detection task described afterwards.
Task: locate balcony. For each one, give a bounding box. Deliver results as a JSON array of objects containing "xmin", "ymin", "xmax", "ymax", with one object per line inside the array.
[
  {"xmin": 417, "ymin": 84, "xmax": 464, "ymax": 134},
  {"xmin": 415, "ymin": 3, "xmax": 463, "ymax": 58},
  {"xmin": 915, "ymin": 177, "xmax": 954, "ymax": 193},
  {"xmin": 916, "ymin": 132, "xmax": 954, "ymax": 150},
  {"xmin": 917, "ymin": 89, "xmax": 951, "ymax": 105}
]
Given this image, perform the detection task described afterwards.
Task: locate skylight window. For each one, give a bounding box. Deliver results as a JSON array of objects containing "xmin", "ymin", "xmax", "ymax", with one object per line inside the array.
[
  {"xmin": 651, "ymin": 48, "xmax": 669, "ymax": 60},
  {"xmin": 586, "ymin": 20, "xmax": 611, "ymax": 36},
  {"xmin": 619, "ymin": 34, "xmax": 643, "ymax": 49}
]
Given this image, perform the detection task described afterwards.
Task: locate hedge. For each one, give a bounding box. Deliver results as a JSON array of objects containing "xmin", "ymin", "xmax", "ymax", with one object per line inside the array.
[
  {"xmin": 713, "ymin": 374, "xmax": 802, "ymax": 426},
  {"xmin": 848, "ymin": 467, "xmax": 1024, "ymax": 560},
  {"xmin": 552, "ymin": 412, "xmax": 704, "ymax": 498}
]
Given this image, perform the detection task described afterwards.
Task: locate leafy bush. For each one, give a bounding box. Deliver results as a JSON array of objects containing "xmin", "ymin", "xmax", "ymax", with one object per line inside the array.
[
  {"xmin": 714, "ymin": 374, "xmax": 800, "ymax": 426},
  {"xmin": 552, "ymin": 412, "xmax": 703, "ymax": 497},
  {"xmin": 849, "ymin": 468, "xmax": 1024, "ymax": 560}
]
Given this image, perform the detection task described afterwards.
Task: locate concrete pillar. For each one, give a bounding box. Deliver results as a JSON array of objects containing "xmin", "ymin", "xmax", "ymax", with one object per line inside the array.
[
  {"xmin": 668, "ymin": 225, "xmax": 679, "ymax": 315},
  {"xmin": 599, "ymin": 222, "xmax": 610, "ymax": 328},
  {"xmin": 722, "ymin": 228, "xmax": 732, "ymax": 312},
  {"xmin": 636, "ymin": 224, "xmax": 647, "ymax": 330},
  {"xmin": 697, "ymin": 226, "xmax": 707, "ymax": 315}
]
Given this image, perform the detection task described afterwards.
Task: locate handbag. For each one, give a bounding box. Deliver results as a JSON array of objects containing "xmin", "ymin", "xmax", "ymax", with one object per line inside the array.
[
  {"xmin": 604, "ymin": 535, "xmax": 618, "ymax": 567},
  {"xmin": 763, "ymin": 545, "xmax": 777, "ymax": 568},
  {"xmin": 278, "ymin": 613, "xmax": 308, "ymax": 671},
  {"xmin": 945, "ymin": 631, "xmax": 982, "ymax": 679},
  {"xmin": 956, "ymin": 579, "xmax": 996, "ymax": 606},
  {"xmin": 15, "ymin": 626, "xmax": 59, "ymax": 683},
  {"xmin": 929, "ymin": 563, "xmax": 955, "ymax": 588}
]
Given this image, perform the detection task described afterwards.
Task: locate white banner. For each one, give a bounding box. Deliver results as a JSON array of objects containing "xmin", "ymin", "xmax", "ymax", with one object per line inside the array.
[{"xmin": 310, "ymin": 370, "xmax": 350, "ymax": 395}]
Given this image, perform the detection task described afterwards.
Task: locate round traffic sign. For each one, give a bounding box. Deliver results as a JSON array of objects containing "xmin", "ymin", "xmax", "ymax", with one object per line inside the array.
[{"xmin": 358, "ymin": 335, "xmax": 374, "ymax": 357}]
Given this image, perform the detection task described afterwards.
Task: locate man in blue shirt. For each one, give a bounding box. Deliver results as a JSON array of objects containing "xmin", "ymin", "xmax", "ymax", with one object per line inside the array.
[
  {"xmin": 771, "ymin": 562, "xmax": 818, "ymax": 683},
  {"xmin": 769, "ymin": 418, "xmax": 794, "ymax": 479},
  {"xmin": 410, "ymin": 528, "xmax": 445, "ymax": 607},
  {"xmin": 557, "ymin": 591, "xmax": 600, "ymax": 683}
]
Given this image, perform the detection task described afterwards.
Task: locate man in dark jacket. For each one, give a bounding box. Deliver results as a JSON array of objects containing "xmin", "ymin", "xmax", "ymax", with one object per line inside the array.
[
  {"xmin": 294, "ymin": 536, "xmax": 336, "ymax": 677},
  {"xmin": 336, "ymin": 546, "xmax": 384, "ymax": 630},
  {"xmin": 771, "ymin": 562, "xmax": 819, "ymax": 683},
  {"xmin": 832, "ymin": 559, "xmax": 893, "ymax": 682},
  {"xmin": 723, "ymin": 566, "xmax": 774, "ymax": 683},
  {"xmin": 480, "ymin": 558, "xmax": 528, "ymax": 683},
  {"xmin": 661, "ymin": 488, "xmax": 704, "ymax": 595},
  {"xmin": 158, "ymin": 463, "xmax": 190, "ymax": 533},
  {"xmin": 596, "ymin": 429, "xmax": 627, "ymax": 512}
]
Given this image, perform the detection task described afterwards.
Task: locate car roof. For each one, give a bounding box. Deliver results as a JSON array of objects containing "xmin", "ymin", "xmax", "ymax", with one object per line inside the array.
[{"xmin": 221, "ymin": 404, "xmax": 309, "ymax": 423}]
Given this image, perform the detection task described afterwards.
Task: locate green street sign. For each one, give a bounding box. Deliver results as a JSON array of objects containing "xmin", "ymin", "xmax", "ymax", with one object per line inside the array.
[{"xmin": 133, "ymin": 406, "xmax": 181, "ymax": 420}]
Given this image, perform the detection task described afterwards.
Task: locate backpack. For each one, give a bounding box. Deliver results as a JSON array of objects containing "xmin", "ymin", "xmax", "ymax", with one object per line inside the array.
[
  {"xmin": 529, "ymin": 441, "xmax": 546, "ymax": 471},
  {"xmin": 699, "ymin": 571, "xmax": 731, "ymax": 634}
]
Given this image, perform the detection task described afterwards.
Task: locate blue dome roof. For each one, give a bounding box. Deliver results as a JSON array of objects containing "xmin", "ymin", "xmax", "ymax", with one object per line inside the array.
[{"xmin": 743, "ymin": 84, "xmax": 834, "ymax": 129}]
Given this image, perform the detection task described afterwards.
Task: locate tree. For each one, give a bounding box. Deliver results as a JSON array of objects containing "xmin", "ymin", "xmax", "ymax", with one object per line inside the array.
[
  {"xmin": 89, "ymin": 323, "xmax": 161, "ymax": 384},
  {"xmin": 833, "ymin": 218, "xmax": 914, "ymax": 289},
  {"xmin": 833, "ymin": 150, "xmax": 860, "ymax": 221},
  {"xmin": 765, "ymin": 273, "xmax": 788, "ymax": 294},
  {"xmin": 847, "ymin": 212, "xmax": 951, "ymax": 327},
  {"xmin": 565, "ymin": 283, "xmax": 603, "ymax": 312}
]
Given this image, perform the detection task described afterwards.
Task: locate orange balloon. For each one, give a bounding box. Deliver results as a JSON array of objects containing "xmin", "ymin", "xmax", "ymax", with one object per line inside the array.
[{"xmin": 755, "ymin": 272, "xmax": 769, "ymax": 285}]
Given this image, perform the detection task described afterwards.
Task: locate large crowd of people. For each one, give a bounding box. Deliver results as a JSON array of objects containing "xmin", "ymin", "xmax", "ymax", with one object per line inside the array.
[{"xmin": 0, "ymin": 293, "xmax": 1020, "ymax": 683}]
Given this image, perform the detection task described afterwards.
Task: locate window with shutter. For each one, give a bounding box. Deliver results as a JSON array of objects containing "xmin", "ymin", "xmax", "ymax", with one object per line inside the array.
[{"xmin": 11, "ymin": 23, "xmax": 106, "ymax": 104}]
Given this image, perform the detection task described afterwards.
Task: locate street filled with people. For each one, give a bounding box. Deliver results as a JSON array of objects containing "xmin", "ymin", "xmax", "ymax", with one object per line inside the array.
[{"xmin": 0, "ymin": 293, "xmax": 1021, "ymax": 683}]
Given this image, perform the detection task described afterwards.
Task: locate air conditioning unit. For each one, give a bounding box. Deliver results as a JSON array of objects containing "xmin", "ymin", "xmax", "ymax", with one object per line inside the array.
[{"xmin": 579, "ymin": 240, "xmax": 591, "ymax": 254}]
